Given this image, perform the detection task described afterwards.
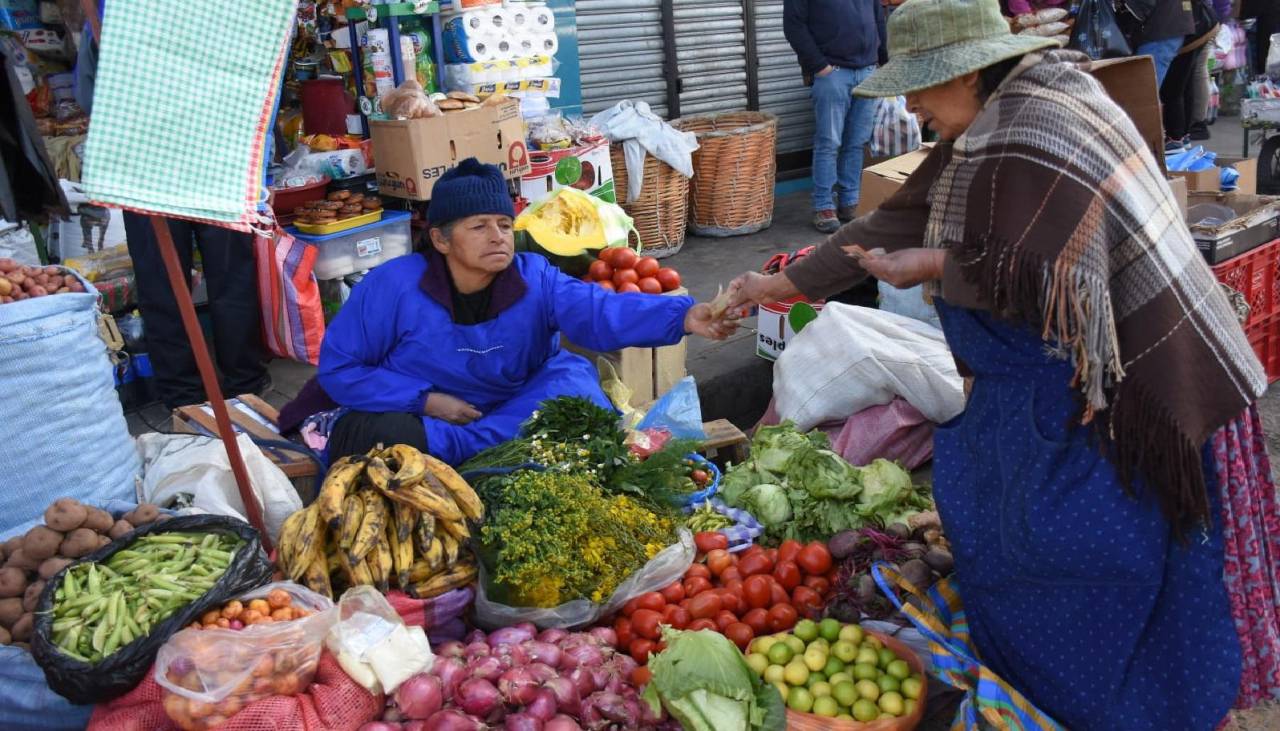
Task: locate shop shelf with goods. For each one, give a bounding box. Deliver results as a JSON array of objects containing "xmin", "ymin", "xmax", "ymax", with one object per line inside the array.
[
  {"xmin": 286, "ymin": 209, "xmax": 413, "ymax": 281},
  {"xmin": 346, "ymin": 2, "xmax": 446, "ymax": 137}
]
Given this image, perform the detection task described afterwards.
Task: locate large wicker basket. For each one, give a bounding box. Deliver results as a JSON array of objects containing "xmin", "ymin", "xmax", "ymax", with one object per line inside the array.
[
  {"xmin": 675, "ymin": 111, "xmax": 777, "ymax": 237},
  {"xmin": 609, "ymin": 144, "xmax": 690, "ymax": 259}
]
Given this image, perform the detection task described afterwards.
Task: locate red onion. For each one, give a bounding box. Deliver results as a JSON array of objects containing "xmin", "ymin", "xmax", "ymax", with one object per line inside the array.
[
  {"xmin": 358, "ymin": 724, "xmax": 402, "ymax": 731},
  {"xmin": 465, "ymin": 641, "xmax": 493, "ymax": 659},
  {"xmin": 514, "ymin": 622, "xmax": 538, "ymax": 637},
  {"xmin": 541, "ymin": 677, "xmax": 581, "ymax": 716},
  {"xmin": 395, "ymin": 674, "xmax": 443, "ymax": 720},
  {"xmin": 498, "ymin": 667, "xmax": 541, "ymax": 706},
  {"xmin": 425, "ymin": 710, "xmax": 486, "ymax": 731},
  {"xmin": 433, "ymin": 657, "xmax": 467, "ymax": 698},
  {"xmin": 465, "ymin": 629, "xmax": 488, "ymax": 645},
  {"xmin": 565, "ymin": 667, "xmax": 597, "ymax": 696},
  {"xmin": 457, "ymin": 678, "xmax": 502, "ymax": 718},
  {"xmin": 506, "ymin": 642, "xmax": 530, "ymax": 666},
  {"xmin": 467, "ymin": 655, "xmax": 506, "ymax": 682},
  {"xmin": 587, "ymin": 668, "xmax": 609, "ymax": 694},
  {"xmin": 526, "ymin": 688, "xmax": 558, "ymax": 721},
  {"xmin": 603, "ymin": 674, "xmax": 627, "ymax": 696},
  {"xmin": 170, "ymin": 657, "xmax": 194, "ymax": 676},
  {"xmin": 583, "ymin": 692, "xmax": 631, "ymax": 724},
  {"xmin": 521, "ymin": 641, "xmax": 562, "ymax": 668},
  {"xmin": 606, "ymin": 654, "xmax": 638, "ymax": 680},
  {"xmin": 437, "ymin": 640, "xmax": 466, "ymax": 659},
  {"xmin": 544, "ymin": 716, "xmax": 582, "ymax": 731},
  {"xmin": 504, "ymin": 714, "xmax": 543, "ymax": 731},
  {"xmin": 536, "ymin": 628, "xmax": 568, "ymax": 645},
  {"xmin": 525, "ymin": 662, "xmax": 557, "ymax": 684},
  {"xmin": 383, "ymin": 706, "xmax": 405, "ymax": 723},
  {"xmin": 488, "ymin": 625, "xmax": 536, "ymax": 646},
  {"xmin": 587, "ymin": 627, "xmax": 616, "ymax": 647},
  {"xmin": 559, "ymin": 643, "xmax": 604, "ymax": 671},
  {"xmin": 402, "ymin": 723, "xmax": 428, "ymax": 731}
]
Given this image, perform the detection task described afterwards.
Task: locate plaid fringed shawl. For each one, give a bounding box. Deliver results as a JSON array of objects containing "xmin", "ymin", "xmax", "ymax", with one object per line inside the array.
[{"xmin": 927, "ymin": 51, "xmax": 1267, "ymax": 530}]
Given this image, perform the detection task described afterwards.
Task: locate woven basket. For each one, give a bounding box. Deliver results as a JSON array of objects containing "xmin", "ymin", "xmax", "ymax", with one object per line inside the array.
[
  {"xmin": 610, "ymin": 144, "xmax": 690, "ymax": 259},
  {"xmin": 675, "ymin": 111, "xmax": 777, "ymax": 237}
]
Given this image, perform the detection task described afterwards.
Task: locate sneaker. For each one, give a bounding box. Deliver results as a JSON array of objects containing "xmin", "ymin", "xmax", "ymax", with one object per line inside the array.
[
  {"xmin": 837, "ymin": 205, "xmax": 858, "ymax": 223},
  {"xmin": 813, "ymin": 210, "xmax": 840, "ymax": 233},
  {"xmin": 1165, "ymin": 138, "xmax": 1187, "ymax": 153},
  {"xmin": 1189, "ymin": 121, "xmax": 1210, "ymax": 141}
]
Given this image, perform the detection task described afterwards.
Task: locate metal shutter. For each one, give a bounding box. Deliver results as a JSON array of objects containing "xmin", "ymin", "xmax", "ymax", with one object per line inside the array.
[
  {"xmin": 578, "ymin": 0, "xmax": 670, "ymax": 118},
  {"xmin": 755, "ymin": 0, "xmax": 812, "ymax": 153},
  {"xmin": 673, "ymin": 0, "xmax": 748, "ymax": 117}
]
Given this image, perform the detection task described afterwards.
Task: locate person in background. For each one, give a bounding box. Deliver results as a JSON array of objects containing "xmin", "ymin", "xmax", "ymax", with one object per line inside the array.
[
  {"xmin": 784, "ymin": 0, "xmax": 887, "ymax": 233},
  {"xmin": 1129, "ymin": 0, "xmax": 1195, "ymax": 86},
  {"xmin": 1161, "ymin": 0, "xmax": 1223, "ymax": 150},
  {"xmin": 121, "ymin": 213, "xmax": 269, "ymax": 410},
  {"xmin": 1243, "ymin": 0, "xmax": 1280, "ymax": 77},
  {"xmin": 1188, "ymin": 0, "xmax": 1233, "ymax": 141}
]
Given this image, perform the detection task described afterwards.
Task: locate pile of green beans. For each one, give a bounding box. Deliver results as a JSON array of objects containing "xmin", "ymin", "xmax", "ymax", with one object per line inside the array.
[
  {"xmin": 685, "ymin": 501, "xmax": 734, "ymax": 532},
  {"xmin": 48, "ymin": 532, "xmax": 242, "ymax": 663}
]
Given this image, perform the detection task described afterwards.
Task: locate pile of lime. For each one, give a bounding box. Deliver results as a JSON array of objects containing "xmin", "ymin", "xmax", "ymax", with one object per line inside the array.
[{"xmin": 744, "ymin": 618, "xmax": 924, "ymax": 722}]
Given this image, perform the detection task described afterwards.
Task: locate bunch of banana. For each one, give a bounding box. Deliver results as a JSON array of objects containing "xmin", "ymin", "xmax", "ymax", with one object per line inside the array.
[{"xmin": 277, "ymin": 444, "xmax": 482, "ymax": 599}]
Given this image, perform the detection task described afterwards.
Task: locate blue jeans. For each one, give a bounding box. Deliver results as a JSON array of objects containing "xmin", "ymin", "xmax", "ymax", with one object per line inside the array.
[
  {"xmin": 1137, "ymin": 37, "xmax": 1184, "ymax": 87},
  {"xmin": 810, "ymin": 65, "xmax": 877, "ymax": 212}
]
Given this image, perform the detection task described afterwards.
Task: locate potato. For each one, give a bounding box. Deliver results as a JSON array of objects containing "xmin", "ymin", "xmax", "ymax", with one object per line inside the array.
[
  {"xmin": 43, "ymin": 498, "xmax": 88, "ymax": 532},
  {"xmin": 22, "ymin": 580, "xmax": 44, "ymax": 612},
  {"xmin": 11, "ymin": 613, "xmax": 32, "ymax": 642},
  {"xmin": 37, "ymin": 557, "xmax": 70, "ymax": 580},
  {"xmin": 22, "ymin": 525, "xmax": 63, "ymax": 561},
  {"xmin": 108, "ymin": 519, "xmax": 133, "ymax": 539},
  {"xmin": 59, "ymin": 528, "xmax": 100, "ymax": 558},
  {"xmin": 0, "ymin": 626, "xmax": 9, "ymax": 644},
  {"xmin": 0, "ymin": 567, "xmax": 26, "ymax": 598},
  {"xmin": 82, "ymin": 508, "xmax": 114, "ymax": 533},
  {"xmin": 128, "ymin": 504, "xmax": 161, "ymax": 526},
  {"xmin": 96, "ymin": 535, "xmax": 111, "ymax": 549},
  {"xmin": 5, "ymin": 548, "xmax": 38, "ymax": 571},
  {"xmin": 2, "ymin": 537, "xmax": 21, "ymax": 558},
  {"xmin": 0, "ymin": 597, "xmax": 23, "ymax": 627}
]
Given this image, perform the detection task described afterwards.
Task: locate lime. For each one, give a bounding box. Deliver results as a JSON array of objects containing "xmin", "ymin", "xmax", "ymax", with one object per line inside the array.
[
  {"xmin": 803, "ymin": 647, "xmax": 828, "ymax": 672},
  {"xmin": 823, "ymin": 656, "xmax": 846, "ymax": 677},
  {"xmin": 767, "ymin": 642, "xmax": 794, "ymax": 666},
  {"xmin": 772, "ymin": 681, "xmax": 789, "ymax": 699},
  {"xmin": 828, "ymin": 672, "xmax": 853, "ymax": 687},
  {"xmin": 812, "ymin": 696, "xmax": 841, "ymax": 718},
  {"xmin": 805, "ymin": 671, "xmax": 827, "ymax": 688},
  {"xmin": 794, "ymin": 619, "xmax": 819, "ymax": 643},
  {"xmin": 783, "ymin": 660, "xmax": 810, "ymax": 687},
  {"xmin": 832, "ymin": 640, "xmax": 858, "ymax": 663},
  {"xmin": 864, "ymin": 635, "xmax": 884, "ymax": 651},
  {"xmin": 879, "ymin": 691, "xmax": 906, "ymax": 716},
  {"xmin": 819, "ymin": 618, "xmax": 842, "ymax": 643},
  {"xmin": 752, "ymin": 636, "xmax": 777, "ymax": 656},
  {"xmin": 905, "ymin": 698, "xmax": 918, "ymax": 716},
  {"xmin": 837, "ymin": 713, "xmax": 855, "ymax": 721},
  {"xmin": 887, "ymin": 658, "xmax": 911, "ymax": 680},
  {"xmin": 852, "ymin": 698, "xmax": 880, "ymax": 722},
  {"xmin": 810, "ymin": 680, "xmax": 833, "ymax": 699},
  {"xmin": 852, "ymin": 663, "xmax": 879, "ymax": 681},
  {"xmin": 877, "ymin": 674, "xmax": 901, "ymax": 694},
  {"xmin": 878, "ymin": 648, "xmax": 897, "ymax": 669},
  {"xmin": 901, "ymin": 675, "xmax": 924, "ymax": 700},
  {"xmin": 855, "ymin": 647, "xmax": 880, "ymax": 667},
  {"xmin": 787, "ymin": 687, "xmax": 814, "ymax": 713},
  {"xmin": 855, "ymin": 679, "xmax": 881, "ymax": 702},
  {"xmin": 746, "ymin": 653, "xmax": 770, "ymax": 676},
  {"xmin": 554, "ymin": 156, "xmax": 583, "ymax": 186},
  {"xmin": 784, "ymin": 635, "xmax": 806, "ymax": 655},
  {"xmin": 764, "ymin": 664, "xmax": 786, "ymax": 685},
  {"xmin": 832, "ymin": 681, "xmax": 859, "ymax": 707},
  {"xmin": 839, "ymin": 625, "xmax": 865, "ymax": 645}
]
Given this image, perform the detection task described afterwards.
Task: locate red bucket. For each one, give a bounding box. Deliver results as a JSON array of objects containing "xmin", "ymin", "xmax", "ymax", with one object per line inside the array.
[{"xmin": 300, "ymin": 78, "xmax": 353, "ymax": 136}]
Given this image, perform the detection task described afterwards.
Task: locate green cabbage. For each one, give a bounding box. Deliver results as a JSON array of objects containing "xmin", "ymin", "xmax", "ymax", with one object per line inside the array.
[
  {"xmin": 643, "ymin": 627, "xmax": 785, "ymax": 731},
  {"xmin": 855, "ymin": 459, "xmax": 914, "ymax": 516},
  {"xmin": 751, "ymin": 422, "xmax": 823, "ymax": 474},
  {"xmin": 720, "ymin": 459, "xmax": 773, "ymax": 506},
  {"xmin": 784, "ymin": 448, "xmax": 860, "ymax": 500},
  {"xmin": 742, "ymin": 483, "xmax": 792, "ymax": 526}
]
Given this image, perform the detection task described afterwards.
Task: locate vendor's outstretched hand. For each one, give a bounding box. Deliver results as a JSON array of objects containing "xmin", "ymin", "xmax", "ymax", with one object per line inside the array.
[
  {"xmin": 726, "ymin": 271, "xmax": 798, "ymax": 310},
  {"xmin": 855, "ymin": 247, "xmax": 945, "ymax": 289},
  {"xmin": 685, "ymin": 302, "xmax": 740, "ymax": 341},
  {"xmin": 424, "ymin": 392, "xmax": 482, "ymax": 425}
]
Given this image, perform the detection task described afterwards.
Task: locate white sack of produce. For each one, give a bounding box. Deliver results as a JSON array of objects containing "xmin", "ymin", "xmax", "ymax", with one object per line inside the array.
[
  {"xmin": 773, "ymin": 303, "xmax": 964, "ymax": 429},
  {"xmin": 136, "ymin": 432, "xmax": 303, "ymax": 543},
  {"xmin": 0, "ymin": 272, "xmax": 138, "ymax": 535},
  {"xmin": 590, "ymin": 100, "xmax": 698, "ymax": 202}
]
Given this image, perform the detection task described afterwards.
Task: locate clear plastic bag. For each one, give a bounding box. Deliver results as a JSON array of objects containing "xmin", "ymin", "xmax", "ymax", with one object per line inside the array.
[
  {"xmin": 474, "ymin": 529, "xmax": 695, "ymax": 630},
  {"xmin": 325, "ymin": 586, "xmax": 434, "ymax": 696},
  {"xmin": 153, "ymin": 582, "xmax": 337, "ymax": 731}
]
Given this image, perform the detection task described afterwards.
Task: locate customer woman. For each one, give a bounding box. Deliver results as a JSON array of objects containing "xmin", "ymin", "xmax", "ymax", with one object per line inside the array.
[
  {"xmin": 730, "ymin": 0, "xmax": 1280, "ymax": 727},
  {"xmin": 1159, "ymin": 0, "xmax": 1224, "ymax": 149}
]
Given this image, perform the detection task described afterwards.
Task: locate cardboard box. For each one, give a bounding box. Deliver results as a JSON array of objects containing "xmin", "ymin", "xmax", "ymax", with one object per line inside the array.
[
  {"xmin": 855, "ymin": 145, "xmax": 934, "ymax": 217},
  {"xmin": 370, "ymin": 99, "xmax": 531, "ymax": 200},
  {"xmin": 519, "ymin": 139, "xmax": 617, "ymax": 208},
  {"xmin": 1168, "ymin": 176, "xmax": 1189, "ymax": 220},
  {"xmin": 564, "ymin": 287, "xmax": 688, "ymax": 407},
  {"xmin": 1187, "ymin": 193, "xmax": 1280, "ymax": 264},
  {"xmin": 756, "ymin": 296, "xmax": 825, "ymax": 361},
  {"xmin": 1171, "ymin": 156, "xmax": 1258, "ymax": 196}
]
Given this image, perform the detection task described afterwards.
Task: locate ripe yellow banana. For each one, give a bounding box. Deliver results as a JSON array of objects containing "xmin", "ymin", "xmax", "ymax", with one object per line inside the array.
[
  {"xmin": 407, "ymin": 558, "xmax": 438, "ymax": 584},
  {"xmin": 388, "ymin": 518, "xmax": 414, "ymax": 589},
  {"xmin": 371, "ymin": 469, "xmax": 464, "ymax": 522},
  {"xmin": 317, "ymin": 456, "xmax": 366, "ymax": 529},
  {"xmin": 407, "ymin": 561, "xmax": 477, "ymax": 599},
  {"xmin": 424, "ymin": 535, "xmax": 446, "ymax": 572},
  {"xmin": 351, "ymin": 553, "xmax": 375, "ymax": 587},
  {"xmin": 381, "ymin": 444, "xmax": 429, "ymax": 489},
  {"xmin": 339, "ymin": 492, "xmax": 366, "ymax": 551},
  {"xmin": 348, "ymin": 491, "xmax": 388, "ymax": 564},
  {"xmin": 439, "ymin": 531, "xmax": 460, "ymax": 568},
  {"xmin": 414, "ymin": 513, "xmax": 436, "ymax": 556},
  {"xmin": 437, "ymin": 516, "xmax": 471, "ymax": 542},
  {"xmin": 282, "ymin": 504, "xmax": 321, "ymax": 582},
  {"xmin": 392, "ymin": 500, "xmax": 417, "ymax": 545},
  {"xmin": 423, "ymin": 454, "xmax": 484, "ymax": 521},
  {"xmin": 302, "ymin": 529, "xmax": 334, "ymax": 597},
  {"xmin": 368, "ymin": 540, "xmax": 391, "ymax": 593}
]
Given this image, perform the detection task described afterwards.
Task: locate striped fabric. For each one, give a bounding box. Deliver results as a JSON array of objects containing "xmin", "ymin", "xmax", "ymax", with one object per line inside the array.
[
  {"xmin": 872, "ymin": 563, "xmax": 1065, "ymax": 731},
  {"xmin": 254, "ymin": 226, "xmax": 325, "ymax": 365}
]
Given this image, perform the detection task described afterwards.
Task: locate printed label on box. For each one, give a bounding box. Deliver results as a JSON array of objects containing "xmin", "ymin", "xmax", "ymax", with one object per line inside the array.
[{"xmin": 356, "ymin": 237, "xmax": 383, "ymax": 257}]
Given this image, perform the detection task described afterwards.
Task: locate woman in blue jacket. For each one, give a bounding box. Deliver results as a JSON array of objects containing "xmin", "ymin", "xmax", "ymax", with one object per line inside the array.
[{"xmin": 312, "ymin": 159, "xmax": 736, "ymax": 465}]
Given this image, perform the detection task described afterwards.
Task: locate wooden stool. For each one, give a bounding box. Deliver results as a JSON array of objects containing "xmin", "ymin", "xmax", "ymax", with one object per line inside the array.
[{"xmin": 701, "ymin": 419, "xmax": 749, "ymax": 466}]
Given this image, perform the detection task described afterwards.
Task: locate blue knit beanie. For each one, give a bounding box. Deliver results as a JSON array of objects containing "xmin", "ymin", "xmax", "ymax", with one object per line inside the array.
[{"xmin": 428, "ymin": 158, "xmax": 515, "ymax": 228}]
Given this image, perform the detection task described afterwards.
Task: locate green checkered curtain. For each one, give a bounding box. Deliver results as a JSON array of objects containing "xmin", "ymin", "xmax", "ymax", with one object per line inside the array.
[{"xmin": 82, "ymin": 0, "xmax": 295, "ymax": 230}]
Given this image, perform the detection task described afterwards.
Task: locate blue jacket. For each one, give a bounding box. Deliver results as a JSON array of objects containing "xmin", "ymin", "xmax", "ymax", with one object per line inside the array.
[
  {"xmin": 317, "ymin": 252, "xmax": 694, "ymax": 464},
  {"xmin": 783, "ymin": 0, "xmax": 887, "ymax": 76}
]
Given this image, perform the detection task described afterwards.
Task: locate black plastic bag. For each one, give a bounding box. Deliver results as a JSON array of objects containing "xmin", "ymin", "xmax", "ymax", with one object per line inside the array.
[
  {"xmin": 1069, "ymin": 0, "xmax": 1134, "ymax": 60},
  {"xmin": 30, "ymin": 514, "xmax": 273, "ymax": 704}
]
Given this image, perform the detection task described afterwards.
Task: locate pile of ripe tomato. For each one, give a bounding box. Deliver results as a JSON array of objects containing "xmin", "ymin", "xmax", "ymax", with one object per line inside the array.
[
  {"xmin": 585, "ymin": 247, "xmax": 683, "ymax": 294},
  {"xmin": 609, "ymin": 533, "xmax": 835, "ymax": 665}
]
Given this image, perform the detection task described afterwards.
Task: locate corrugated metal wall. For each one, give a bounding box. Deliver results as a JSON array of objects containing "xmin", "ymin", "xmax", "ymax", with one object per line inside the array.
[
  {"xmin": 672, "ymin": 0, "xmax": 747, "ymax": 117},
  {"xmin": 754, "ymin": 0, "xmax": 812, "ymax": 153},
  {"xmin": 578, "ymin": 0, "xmax": 670, "ymax": 118}
]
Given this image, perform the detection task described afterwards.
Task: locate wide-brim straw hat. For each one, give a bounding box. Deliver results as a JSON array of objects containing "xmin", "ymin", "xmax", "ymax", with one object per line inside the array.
[{"xmin": 856, "ymin": 0, "xmax": 1059, "ymax": 98}]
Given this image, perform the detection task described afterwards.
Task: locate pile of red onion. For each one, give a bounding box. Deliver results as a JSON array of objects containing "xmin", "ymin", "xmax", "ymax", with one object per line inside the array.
[{"xmin": 360, "ymin": 623, "xmax": 676, "ymax": 731}]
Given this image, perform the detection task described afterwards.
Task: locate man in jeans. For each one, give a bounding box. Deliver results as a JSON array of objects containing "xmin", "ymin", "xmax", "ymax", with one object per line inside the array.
[
  {"xmin": 785, "ymin": 0, "xmax": 887, "ymax": 233},
  {"xmin": 1130, "ymin": 0, "xmax": 1194, "ymax": 86}
]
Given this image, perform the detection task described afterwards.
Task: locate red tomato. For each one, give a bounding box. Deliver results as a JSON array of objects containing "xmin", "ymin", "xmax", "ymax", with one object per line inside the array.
[
  {"xmin": 695, "ymin": 532, "xmax": 729, "ymax": 554},
  {"xmin": 706, "ymin": 549, "xmax": 734, "ymax": 577},
  {"xmin": 622, "ymin": 597, "xmax": 642, "ymax": 618},
  {"xmin": 720, "ymin": 566, "xmax": 743, "ymax": 584},
  {"xmin": 688, "ymin": 618, "xmax": 717, "ymax": 632},
  {"xmin": 660, "ymin": 581, "xmax": 686, "ymax": 604},
  {"xmin": 688, "ymin": 592, "xmax": 722, "ymax": 620},
  {"xmin": 664, "ymin": 605, "xmax": 691, "ymax": 630},
  {"xmin": 715, "ymin": 610, "xmax": 739, "ymax": 632},
  {"xmin": 598, "ymin": 248, "xmax": 613, "ymax": 261},
  {"xmin": 718, "ymin": 589, "xmax": 742, "ymax": 615},
  {"xmin": 721, "ymin": 578, "xmax": 744, "ymax": 595},
  {"xmin": 618, "ymin": 281, "xmax": 642, "ymax": 294},
  {"xmin": 632, "ymin": 666, "xmax": 652, "ymax": 687},
  {"xmin": 743, "ymin": 575, "xmax": 772, "ymax": 610},
  {"xmin": 767, "ymin": 603, "xmax": 799, "ymax": 633},
  {"xmin": 656, "ymin": 267, "xmax": 681, "ymax": 291},
  {"xmin": 637, "ymin": 277, "xmax": 663, "ymax": 295},
  {"xmin": 724, "ymin": 622, "xmax": 755, "ymax": 651},
  {"xmin": 777, "ymin": 540, "xmax": 803, "ymax": 565},
  {"xmin": 773, "ymin": 561, "xmax": 802, "ymax": 592},
  {"xmin": 683, "ymin": 576, "xmax": 713, "ymax": 598},
  {"xmin": 741, "ymin": 544, "xmax": 764, "ymax": 558},
  {"xmin": 738, "ymin": 552, "xmax": 774, "ymax": 577},
  {"xmin": 770, "ymin": 580, "xmax": 791, "ymax": 607},
  {"xmin": 685, "ymin": 564, "xmax": 711, "ymax": 580},
  {"xmin": 614, "ymin": 616, "xmax": 633, "ymax": 648},
  {"xmin": 635, "ymin": 256, "xmax": 660, "ymax": 278},
  {"xmin": 598, "ymin": 280, "xmax": 616, "ymax": 292},
  {"xmin": 631, "ymin": 608, "xmax": 664, "ymax": 640},
  {"xmin": 741, "ymin": 608, "xmax": 770, "ymax": 635},
  {"xmin": 613, "ymin": 248, "xmax": 639, "ymax": 270},
  {"xmin": 629, "ymin": 638, "xmax": 655, "ymax": 664},
  {"xmin": 587, "ymin": 260, "xmax": 614, "ymax": 281},
  {"xmin": 613, "ymin": 268, "xmax": 639, "ymax": 287},
  {"xmin": 792, "ymin": 586, "xmax": 823, "ymax": 616},
  {"xmin": 797, "ymin": 542, "xmax": 834, "ymax": 576},
  {"xmin": 803, "ymin": 575, "xmax": 832, "ymax": 597},
  {"xmin": 636, "ymin": 592, "xmax": 667, "ymax": 613}
]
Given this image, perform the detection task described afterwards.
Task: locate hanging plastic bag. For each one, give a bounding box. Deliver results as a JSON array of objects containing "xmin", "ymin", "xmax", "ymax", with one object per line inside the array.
[
  {"xmin": 1068, "ymin": 0, "xmax": 1133, "ymax": 60},
  {"xmin": 635, "ymin": 376, "xmax": 707, "ymax": 441},
  {"xmin": 514, "ymin": 187, "xmax": 639, "ymax": 257},
  {"xmin": 1267, "ymin": 33, "xmax": 1280, "ymax": 81},
  {"xmin": 253, "ymin": 225, "xmax": 325, "ymax": 365},
  {"xmin": 869, "ymin": 96, "xmax": 921, "ymax": 159}
]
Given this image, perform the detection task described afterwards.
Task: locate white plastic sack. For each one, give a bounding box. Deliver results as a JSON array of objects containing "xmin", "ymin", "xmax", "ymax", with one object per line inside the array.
[
  {"xmin": 0, "ymin": 279, "xmax": 138, "ymax": 536},
  {"xmin": 870, "ymin": 96, "xmax": 921, "ymax": 159},
  {"xmin": 773, "ymin": 303, "xmax": 964, "ymax": 430},
  {"xmin": 135, "ymin": 432, "xmax": 303, "ymax": 543},
  {"xmin": 0, "ymin": 224, "xmax": 40, "ymax": 266},
  {"xmin": 589, "ymin": 100, "xmax": 698, "ymax": 202}
]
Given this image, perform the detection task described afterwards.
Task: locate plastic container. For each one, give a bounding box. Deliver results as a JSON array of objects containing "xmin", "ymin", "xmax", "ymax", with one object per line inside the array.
[
  {"xmin": 1212, "ymin": 237, "xmax": 1280, "ymax": 330},
  {"xmin": 294, "ymin": 209, "xmax": 382, "ymax": 235},
  {"xmin": 287, "ymin": 210, "xmax": 412, "ymax": 281},
  {"xmin": 1246, "ymin": 310, "xmax": 1280, "ymax": 383},
  {"xmin": 270, "ymin": 176, "xmax": 330, "ymax": 223}
]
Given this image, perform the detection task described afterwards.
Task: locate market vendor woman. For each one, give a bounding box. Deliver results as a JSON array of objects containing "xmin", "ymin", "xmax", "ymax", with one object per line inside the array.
[
  {"xmin": 288, "ymin": 158, "xmax": 735, "ymax": 466},
  {"xmin": 731, "ymin": 0, "xmax": 1280, "ymax": 727}
]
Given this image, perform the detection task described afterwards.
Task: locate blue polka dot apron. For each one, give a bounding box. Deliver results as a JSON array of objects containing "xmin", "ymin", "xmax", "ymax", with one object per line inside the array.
[{"xmin": 928, "ymin": 300, "xmax": 1242, "ymax": 731}]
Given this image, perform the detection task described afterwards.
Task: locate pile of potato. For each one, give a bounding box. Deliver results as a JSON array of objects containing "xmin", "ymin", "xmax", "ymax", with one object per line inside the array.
[
  {"xmin": 0, "ymin": 260, "xmax": 88, "ymax": 304},
  {"xmin": 0, "ymin": 499, "xmax": 164, "ymax": 649}
]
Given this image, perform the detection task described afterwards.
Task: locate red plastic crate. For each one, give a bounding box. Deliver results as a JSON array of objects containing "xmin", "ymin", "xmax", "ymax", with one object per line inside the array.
[
  {"xmin": 1246, "ymin": 311, "xmax": 1280, "ymax": 383},
  {"xmin": 1212, "ymin": 238, "xmax": 1280, "ymax": 330}
]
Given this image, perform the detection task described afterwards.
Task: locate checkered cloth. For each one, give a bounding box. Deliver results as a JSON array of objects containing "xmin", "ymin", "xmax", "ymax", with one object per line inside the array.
[
  {"xmin": 82, "ymin": 0, "xmax": 295, "ymax": 230},
  {"xmin": 684, "ymin": 498, "xmax": 763, "ymax": 552}
]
